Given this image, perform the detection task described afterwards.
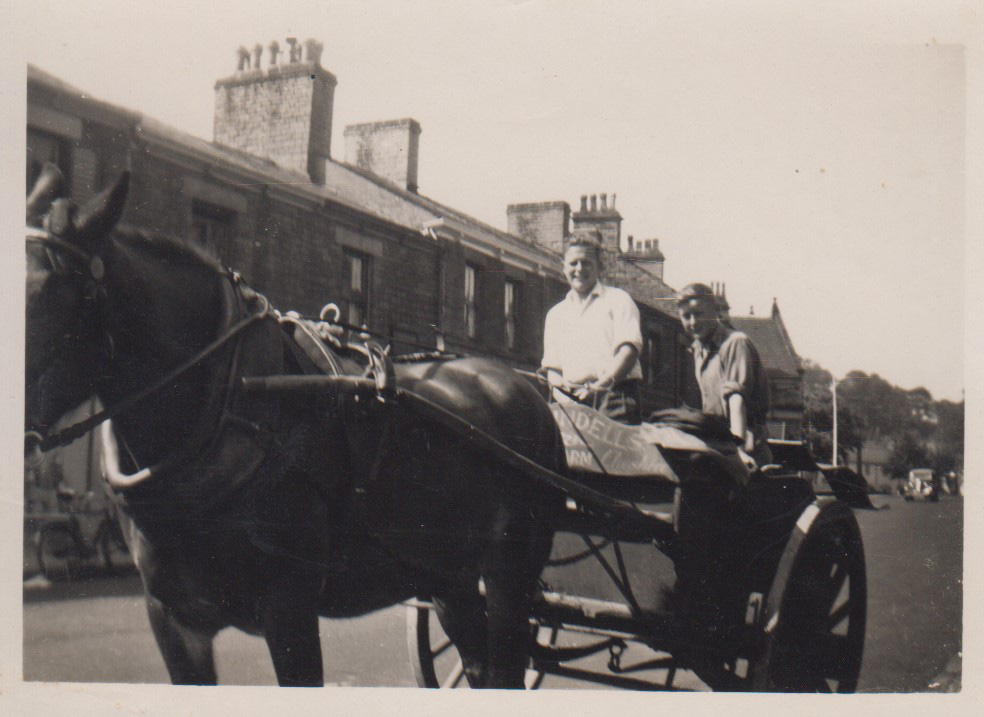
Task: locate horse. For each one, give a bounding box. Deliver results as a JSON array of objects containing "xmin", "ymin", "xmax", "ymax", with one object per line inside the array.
[{"xmin": 25, "ymin": 164, "xmax": 566, "ymax": 688}]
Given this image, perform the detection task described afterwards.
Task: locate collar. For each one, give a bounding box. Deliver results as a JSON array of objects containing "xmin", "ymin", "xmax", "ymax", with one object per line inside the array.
[
  {"xmin": 693, "ymin": 322, "xmax": 732, "ymax": 354},
  {"xmin": 566, "ymin": 281, "xmax": 606, "ymax": 305}
]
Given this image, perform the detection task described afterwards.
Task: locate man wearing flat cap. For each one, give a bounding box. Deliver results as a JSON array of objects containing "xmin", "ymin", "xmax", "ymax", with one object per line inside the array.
[
  {"xmin": 677, "ymin": 282, "xmax": 772, "ymax": 469},
  {"xmin": 541, "ymin": 232, "xmax": 643, "ymax": 424}
]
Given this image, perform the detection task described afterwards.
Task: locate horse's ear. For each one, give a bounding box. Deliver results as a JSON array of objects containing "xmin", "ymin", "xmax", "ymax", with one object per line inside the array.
[
  {"xmin": 74, "ymin": 171, "xmax": 130, "ymax": 242},
  {"xmin": 26, "ymin": 162, "xmax": 65, "ymax": 226}
]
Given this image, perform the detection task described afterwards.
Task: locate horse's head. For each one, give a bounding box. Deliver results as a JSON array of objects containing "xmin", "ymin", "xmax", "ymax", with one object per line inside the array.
[{"xmin": 25, "ymin": 164, "xmax": 129, "ymax": 440}]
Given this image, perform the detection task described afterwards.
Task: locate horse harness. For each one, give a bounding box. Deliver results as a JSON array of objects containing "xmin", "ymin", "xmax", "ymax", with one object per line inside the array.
[{"xmin": 28, "ymin": 219, "xmax": 403, "ymax": 530}]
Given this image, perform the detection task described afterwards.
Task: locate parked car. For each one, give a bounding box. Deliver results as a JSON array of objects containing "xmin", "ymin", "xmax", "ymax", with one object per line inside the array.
[{"xmin": 903, "ymin": 468, "xmax": 939, "ymax": 502}]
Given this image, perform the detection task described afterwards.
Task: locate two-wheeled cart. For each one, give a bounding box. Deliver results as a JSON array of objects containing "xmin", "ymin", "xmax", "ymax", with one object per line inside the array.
[
  {"xmin": 243, "ymin": 366, "xmax": 868, "ymax": 692},
  {"xmin": 402, "ymin": 400, "xmax": 868, "ymax": 692}
]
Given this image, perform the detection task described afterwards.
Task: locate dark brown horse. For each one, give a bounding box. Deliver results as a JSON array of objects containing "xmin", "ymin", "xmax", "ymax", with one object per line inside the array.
[{"xmin": 25, "ymin": 165, "xmax": 565, "ymax": 687}]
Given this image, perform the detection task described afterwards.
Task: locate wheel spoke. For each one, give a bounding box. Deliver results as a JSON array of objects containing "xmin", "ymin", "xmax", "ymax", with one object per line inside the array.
[
  {"xmin": 431, "ymin": 637, "xmax": 453, "ymax": 659},
  {"xmin": 827, "ymin": 600, "xmax": 852, "ymax": 632},
  {"xmin": 442, "ymin": 659, "xmax": 465, "ymax": 688},
  {"xmin": 821, "ymin": 561, "xmax": 849, "ymax": 608},
  {"xmin": 525, "ymin": 667, "xmax": 545, "ymax": 689}
]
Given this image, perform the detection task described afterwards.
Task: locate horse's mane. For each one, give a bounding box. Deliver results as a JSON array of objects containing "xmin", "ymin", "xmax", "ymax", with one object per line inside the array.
[{"xmin": 112, "ymin": 224, "xmax": 226, "ymax": 275}]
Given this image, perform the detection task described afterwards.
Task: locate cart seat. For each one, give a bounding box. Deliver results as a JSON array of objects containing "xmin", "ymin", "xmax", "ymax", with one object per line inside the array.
[{"xmin": 549, "ymin": 402, "xmax": 748, "ymax": 487}]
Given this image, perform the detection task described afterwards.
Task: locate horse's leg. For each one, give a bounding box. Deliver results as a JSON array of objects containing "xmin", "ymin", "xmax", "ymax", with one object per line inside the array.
[
  {"xmin": 260, "ymin": 582, "xmax": 324, "ymax": 687},
  {"xmin": 483, "ymin": 567, "xmax": 536, "ymax": 688},
  {"xmin": 433, "ymin": 587, "xmax": 489, "ymax": 687},
  {"xmin": 482, "ymin": 507, "xmax": 544, "ymax": 689},
  {"xmin": 145, "ymin": 595, "xmax": 218, "ymax": 685}
]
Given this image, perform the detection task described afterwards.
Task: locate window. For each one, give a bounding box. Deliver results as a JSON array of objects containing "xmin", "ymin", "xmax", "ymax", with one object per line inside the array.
[
  {"xmin": 190, "ymin": 201, "xmax": 234, "ymax": 259},
  {"xmin": 27, "ymin": 129, "xmax": 71, "ymax": 193},
  {"xmin": 464, "ymin": 264, "xmax": 478, "ymax": 339},
  {"xmin": 504, "ymin": 280, "xmax": 518, "ymax": 350},
  {"xmin": 646, "ymin": 332, "xmax": 660, "ymax": 385},
  {"xmin": 345, "ymin": 251, "xmax": 372, "ymax": 328}
]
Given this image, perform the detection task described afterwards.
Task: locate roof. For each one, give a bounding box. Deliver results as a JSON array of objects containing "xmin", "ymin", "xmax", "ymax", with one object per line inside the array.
[
  {"xmin": 604, "ymin": 254, "xmax": 679, "ymax": 318},
  {"xmin": 730, "ymin": 312, "xmax": 801, "ymax": 377},
  {"xmin": 28, "ymin": 64, "xmax": 560, "ymax": 271}
]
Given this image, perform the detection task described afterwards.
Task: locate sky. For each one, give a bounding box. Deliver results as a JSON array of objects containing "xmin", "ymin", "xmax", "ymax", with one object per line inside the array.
[{"xmin": 3, "ymin": 0, "xmax": 978, "ymax": 401}]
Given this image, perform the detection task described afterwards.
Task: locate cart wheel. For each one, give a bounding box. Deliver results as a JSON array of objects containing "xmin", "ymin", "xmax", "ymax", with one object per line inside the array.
[
  {"xmin": 406, "ymin": 600, "xmax": 549, "ymax": 688},
  {"xmin": 749, "ymin": 501, "xmax": 866, "ymax": 692},
  {"xmin": 37, "ymin": 524, "xmax": 83, "ymax": 581}
]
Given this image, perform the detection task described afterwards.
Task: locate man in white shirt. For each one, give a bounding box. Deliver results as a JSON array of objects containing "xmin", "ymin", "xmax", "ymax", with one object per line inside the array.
[{"xmin": 541, "ymin": 235, "xmax": 644, "ymax": 424}]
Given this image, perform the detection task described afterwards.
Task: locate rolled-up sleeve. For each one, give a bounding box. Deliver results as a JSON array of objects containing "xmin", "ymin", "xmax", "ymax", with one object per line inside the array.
[
  {"xmin": 719, "ymin": 334, "xmax": 755, "ymax": 401},
  {"xmin": 611, "ymin": 290, "xmax": 643, "ymax": 355}
]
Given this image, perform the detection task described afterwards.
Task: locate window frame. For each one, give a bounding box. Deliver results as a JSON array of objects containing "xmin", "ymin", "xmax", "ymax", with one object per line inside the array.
[
  {"xmin": 504, "ymin": 279, "xmax": 519, "ymax": 350},
  {"xmin": 344, "ymin": 249, "xmax": 372, "ymax": 329},
  {"xmin": 464, "ymin": 263, "xmax": 479, "ymax": 339},
  {"xmin": 27, "ymin": 128, "xmax": 72, "ymax": 194},
  {"xmin": 189, "ymin": 200, "xmax": 235, "ymax": 260}
]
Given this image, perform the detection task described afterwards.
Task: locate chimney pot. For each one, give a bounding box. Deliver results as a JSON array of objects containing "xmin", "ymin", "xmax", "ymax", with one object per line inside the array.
[
  {"xmin": 590, "ymin": 194, "xmax": 597, "ymax": 212},
  {"xmin": 612, "ymin": 193, "xmax": 616, "ymax": 208},
  {"xmin": 600, "ymin": 193, "xmax": 608, "ymax": 210},
  {"xmin": 579, "ymin": 195, "xmax": 588, "ymax": 212},
  {"xmin": 303, "ymin": 38, "xmax": 324, "ymax": 66},
  {"xmin": 236, "ymin": 46, "xmax": 250, "ymax": 71},
  {"xmin": 627, "ymin": 235, "xmax": 634, "ymax": 250},
  {"xmin": 252, "ymin": 44, "xmax": 263, "ymax": 70},
  {"xmin": 286, "ymin": 37, "xmax": 300, "ymax": 63},
  {"xmin": 268, "ymin": 40, "xmax": 280, "ymax": 65}
]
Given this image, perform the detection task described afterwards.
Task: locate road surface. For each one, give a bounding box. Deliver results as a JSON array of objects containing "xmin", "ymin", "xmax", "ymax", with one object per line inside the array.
[{"xmin": 23, "ymin": 494, "xmax": 962, "ymax": 691}]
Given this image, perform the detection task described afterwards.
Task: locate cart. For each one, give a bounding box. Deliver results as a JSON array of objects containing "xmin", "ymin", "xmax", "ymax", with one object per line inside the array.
[
  {"xmin": 242, "ymin": 367, "xmax": 868, "ymax": 693},
  {"xmin": 403, "ymin": 402, "xmax": 869, "ymax": 692}
]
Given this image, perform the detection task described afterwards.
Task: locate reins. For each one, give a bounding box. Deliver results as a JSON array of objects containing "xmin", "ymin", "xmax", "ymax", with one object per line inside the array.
[
  {"xmin": 29, "ymin": 290, "xmax": 270, "ymax": 455},
  {"xmin": 26, "ymin": 224, "xmax": 273, "ymax": 456}
]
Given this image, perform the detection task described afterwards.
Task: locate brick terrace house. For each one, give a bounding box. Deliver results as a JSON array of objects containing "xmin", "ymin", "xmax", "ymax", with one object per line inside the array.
[{"xmin": 26, "ymin": 40, "xmax": 706, "ymax": 505}]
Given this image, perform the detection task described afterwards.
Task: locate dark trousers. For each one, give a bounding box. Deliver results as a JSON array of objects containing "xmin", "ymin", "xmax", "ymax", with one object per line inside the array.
[{"xmin": 582, "ymin": 379, "xmax": 642, "ymax": 425}]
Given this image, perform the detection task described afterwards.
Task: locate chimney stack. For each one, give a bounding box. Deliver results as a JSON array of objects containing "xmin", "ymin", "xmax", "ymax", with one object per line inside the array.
[
  {"xmin": 507, "ymin": 201, "xmax": 570, "ymax": 253},
  {"xmin": 344, "ymin": 119, "xmax": 422, "ymax": 192},
  {"xmin": 214, "ymin": 38, "xmax": 336, "ymax": 184},
  {"xmin": 572, "ymin": 190, "xmax": 623, "ymax": 252}
]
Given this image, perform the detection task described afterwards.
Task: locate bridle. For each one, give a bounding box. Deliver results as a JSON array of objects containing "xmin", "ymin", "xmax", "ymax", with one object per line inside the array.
[{"xmin": 25, "ymin": 225, "xmax": 271, "ymax": 460}]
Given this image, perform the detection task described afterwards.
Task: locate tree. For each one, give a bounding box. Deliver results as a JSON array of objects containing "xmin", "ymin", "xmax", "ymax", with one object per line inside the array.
[
  {"xmin": 886, "ymin": 432, "xmax": 932, "ymax": 479},
  {"xmin": 932, "ymin": 399, "xmax": 965, "ymax": 474},
  {"xmin": 799, "ymin": 360, "xmax": 962, "ymax": 478},
  {"xmin": 837, "ymin": 371, "xmax": 909, "ymax": 439}
]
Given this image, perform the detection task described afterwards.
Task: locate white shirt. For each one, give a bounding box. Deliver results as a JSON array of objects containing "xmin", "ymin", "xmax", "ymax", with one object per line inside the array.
[{"xmin": 541, "ymin": 282, "xmax": 643, "ymax": 385}]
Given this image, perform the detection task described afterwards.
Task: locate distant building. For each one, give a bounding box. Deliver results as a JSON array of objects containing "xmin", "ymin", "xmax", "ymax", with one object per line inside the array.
[
  {"xmin": 846, "ymin": 439, "xmax": 894, "ymax": 489},
  {"xmin": 729, "ymin": 299, "xmax": 805, "ymax": 439}
]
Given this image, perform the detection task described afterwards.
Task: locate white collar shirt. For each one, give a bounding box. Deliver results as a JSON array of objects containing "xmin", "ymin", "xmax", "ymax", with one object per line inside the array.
[{"xmin": 541, "ymin": 282, "xmax": 643, "ymax": 385}]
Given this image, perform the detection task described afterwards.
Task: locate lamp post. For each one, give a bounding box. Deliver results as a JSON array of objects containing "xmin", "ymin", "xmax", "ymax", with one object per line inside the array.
[{"xmin": 831, "ymin": 377, "xmax": 839, "ymax": 467}]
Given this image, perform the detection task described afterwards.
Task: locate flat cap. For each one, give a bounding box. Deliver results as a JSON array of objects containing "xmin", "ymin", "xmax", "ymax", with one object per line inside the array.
[{"xmin": 676, "ymin": 282, "xmax": 716, "ymax": 306}]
